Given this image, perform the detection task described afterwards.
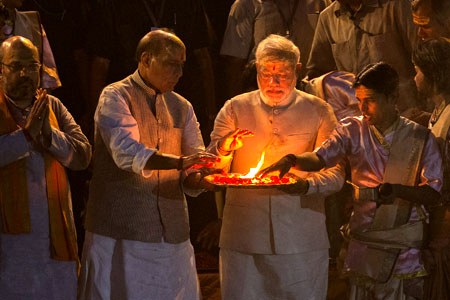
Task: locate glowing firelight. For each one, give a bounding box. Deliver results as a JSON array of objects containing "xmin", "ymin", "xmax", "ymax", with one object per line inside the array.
[
  {"xmin": 204, "ymin": 149, "xmax": 296, "ymax": 186},
  {"xmin": 242, "ymin": 152, "xmax": 265, "ymax": 178}
]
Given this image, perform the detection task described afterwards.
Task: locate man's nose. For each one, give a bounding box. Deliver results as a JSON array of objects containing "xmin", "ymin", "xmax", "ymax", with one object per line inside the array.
[
  {"xmin": 175, "ymin": 65, "xmax": 183, "ymax": 78},
  {"xmin": 359, "ymin": 101, "xmax": 367, "ymax": 112},
  {"xmin": 269, "ymin": 74, "xmax": 280, "ymax": 84},
  {"xmin": 19, "ymin": 68, "xmax": 27, "ymax": 77},
  {"xmin": 417, "ymin": 27, "xmax": 427, "ymax": 40}
]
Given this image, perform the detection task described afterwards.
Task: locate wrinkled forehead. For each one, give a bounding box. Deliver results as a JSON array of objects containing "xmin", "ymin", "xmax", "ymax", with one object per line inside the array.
[
  {"xmin": 2, "ymin": 43, "xmax": 39, "ymax": 63},
  {"xmin": 355, "ymin": 85, "xmax": 378, "ymax": 99},
  {"xmin": 158, "ymin": 44, "xmax": 186, "ymax": 61},
  {"xmin": 258, "ymin": 59, "xmax": 295, "ymax": 73}
]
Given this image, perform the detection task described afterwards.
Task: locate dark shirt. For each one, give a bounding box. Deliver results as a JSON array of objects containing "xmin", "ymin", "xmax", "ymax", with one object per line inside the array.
[{"xmin": 87, "ymin": 0, "xmax": 210, "ymax": 83}]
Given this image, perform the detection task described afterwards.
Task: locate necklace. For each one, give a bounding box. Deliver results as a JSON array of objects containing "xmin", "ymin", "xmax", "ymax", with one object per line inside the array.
[{"xmin": 430, "ymin": 99, "xmax": 447, "ymax": 126}]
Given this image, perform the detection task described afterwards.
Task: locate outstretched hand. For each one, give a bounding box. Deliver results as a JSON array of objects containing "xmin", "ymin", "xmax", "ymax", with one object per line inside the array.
[
  {"xmin": 257, "ymin": 154, "xmax": 296, "ymax": 179},
  {"xmin": 218, "ymin": 128, "xmax": 254, "ymax": 155},
  {"xmin": 183, "ymin": 167, "xmax": 224, "ymax": 191},
  {"xmin": 182, "ymin": 152, "xmax": 220, "ymax": 170}
]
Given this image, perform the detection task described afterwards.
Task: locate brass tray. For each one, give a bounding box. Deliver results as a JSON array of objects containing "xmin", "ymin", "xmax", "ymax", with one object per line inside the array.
[{"xmin": 204, "ymin": 173, "xmax": 297, "ymax": 189}]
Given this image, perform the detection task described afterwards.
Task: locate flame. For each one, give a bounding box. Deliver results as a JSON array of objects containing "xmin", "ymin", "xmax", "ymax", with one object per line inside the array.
[{"xmin": 242, "ymin": 152, "xmax": 265, "ymax": 178}]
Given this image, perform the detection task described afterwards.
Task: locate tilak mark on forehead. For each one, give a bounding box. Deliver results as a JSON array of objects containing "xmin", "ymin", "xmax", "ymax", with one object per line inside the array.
[{"xmin": 413, "ymin": 13, "xmax": 430, "ymax": 26}]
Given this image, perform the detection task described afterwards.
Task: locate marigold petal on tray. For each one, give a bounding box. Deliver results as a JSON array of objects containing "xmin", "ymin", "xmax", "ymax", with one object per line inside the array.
[{"xmin": 204, "ymin": 173, "xmax": 297, "ymax": 188}]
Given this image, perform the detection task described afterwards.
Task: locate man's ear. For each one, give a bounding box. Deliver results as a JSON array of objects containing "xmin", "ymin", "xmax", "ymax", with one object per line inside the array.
[
  {"xmin": 296, "ymin": 63, "xmax": 302, "ymax": 78},
  {"xmin": 388, "ymin": 89, "xmax": 400, "ymax": 105},
  {"xmin": 141, "ymin": 52, "xmax": 152, "ymax": 67}
]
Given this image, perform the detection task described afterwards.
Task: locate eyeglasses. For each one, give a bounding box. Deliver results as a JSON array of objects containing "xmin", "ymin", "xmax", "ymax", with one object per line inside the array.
[
  {"xmin": 2, "ymin": 63, "xmax": 41, "ymax": 74},
  {"xmin": 258, "ymin": 72, "xmax": 293, "ymax": 82}
]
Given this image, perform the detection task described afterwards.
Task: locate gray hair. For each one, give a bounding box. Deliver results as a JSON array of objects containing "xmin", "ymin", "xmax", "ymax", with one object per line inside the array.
[{"xmin": 255, "ymin": 34, "xmax": 300, "ymax": 66}]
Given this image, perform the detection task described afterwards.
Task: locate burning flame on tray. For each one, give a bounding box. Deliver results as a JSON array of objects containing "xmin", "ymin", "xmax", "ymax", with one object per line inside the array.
[
  {"xmin": 204, "ymin": 151, "xmax": 297, "ymax": 186},
  {"xmin": 242, "ymin": 152, "xmax": 265, "ymax": 178}
]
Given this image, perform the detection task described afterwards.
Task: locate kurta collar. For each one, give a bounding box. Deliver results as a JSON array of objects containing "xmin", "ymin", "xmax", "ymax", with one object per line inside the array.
[
  {"xmin": 4, "ymin": 92, "xmax": 32, "ymax": 107},
  {"xmin": 369, "ymin": 115, "xmax": 400, "ymax": 151},
  {"xmin": 3, "ymin": 93, "xmax": 33, "ymax": 116},
  {"xmin": 131, "ymin": 70, "xmax": 158, "ymax": 98}
]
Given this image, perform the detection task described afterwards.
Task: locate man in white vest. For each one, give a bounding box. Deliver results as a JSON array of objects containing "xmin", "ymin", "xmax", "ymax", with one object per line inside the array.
[
  {"xmin": 78, "ymin": 30, "xmax": 217, "ymax": 300},
  {"xmin": 209, "ymin": 34, "xmax": 344, "ymax": 299},
  {"xmin": 261, "ymin": 61, "xmax": 443, "ymax": 299}
]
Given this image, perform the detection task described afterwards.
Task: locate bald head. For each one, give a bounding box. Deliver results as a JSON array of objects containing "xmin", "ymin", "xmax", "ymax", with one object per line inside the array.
[
  {"xmin": 135, "ymin": 29, "xmax": 185, "ymax": 63},
  {"xmin": 0, "ymin": 36, "xmax": 39, "ymax": 64}
]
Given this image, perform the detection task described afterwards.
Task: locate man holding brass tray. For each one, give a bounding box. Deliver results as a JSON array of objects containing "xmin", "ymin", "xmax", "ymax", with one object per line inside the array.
[{"xmin": 207, "ymin": 34, "xmax": 345, "ymax": 300}]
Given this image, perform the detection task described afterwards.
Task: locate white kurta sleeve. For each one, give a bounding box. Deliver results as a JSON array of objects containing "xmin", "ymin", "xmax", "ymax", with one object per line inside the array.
[
  {"xmin": 95, "ymin": 86, "xmax": 156, "ymax": 177},
  {"xmin": 181, "ymin": 104, "xmax": 206, "ymax": 156}
]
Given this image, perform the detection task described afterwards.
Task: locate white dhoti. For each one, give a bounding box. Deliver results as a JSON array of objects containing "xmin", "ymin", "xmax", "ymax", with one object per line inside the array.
[
  {"xmin": 78, "ymin": 231, "xmax": 200, "ymax": 300},
  {"xmin": 220, "ymin": 248, "xmax": 329, "ymax": 300}
]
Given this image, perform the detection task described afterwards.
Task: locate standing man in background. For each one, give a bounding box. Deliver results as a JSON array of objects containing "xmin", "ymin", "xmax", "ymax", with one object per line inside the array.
[
  {"xmin": 411, "ymin": 0, "xmax": 450, "ymax": 41},
  {"xmin": 306, "ymin": 0, "xmax": 422, "ymax": 124},
  {"xmin": 413, "ymin": 38, "xmax": 450, "ymax": 300}
]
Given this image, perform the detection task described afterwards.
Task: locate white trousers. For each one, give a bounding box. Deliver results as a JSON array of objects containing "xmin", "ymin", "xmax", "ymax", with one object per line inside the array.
[
  {"xmin": 220, "ymin": 248, "xmax": 329, "ymax": 300},
  {"xmin": 78, "ymin": 231, "xmax": 201, "ymax": 300}
]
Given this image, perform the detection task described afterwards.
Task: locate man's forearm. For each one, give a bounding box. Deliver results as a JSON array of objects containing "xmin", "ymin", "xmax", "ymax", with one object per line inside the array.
[
  {"xmin": 305, "ymin": 162, "xmax": 345, "ymax": 197},
  {"xmin": 295, "ymin": 152, "xmax": 326, "ymax": 172},
  {"xmin": 384, "ymin": 184, "xmax": 441, "ymax": 206},
  {"xmin": 145, "ymin": 152, "xmax": 181, "ymax": 170}
]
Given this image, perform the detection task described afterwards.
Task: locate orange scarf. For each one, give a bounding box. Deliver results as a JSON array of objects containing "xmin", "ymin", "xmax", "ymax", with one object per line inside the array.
[{"xmin": 0, "ymin": 92, "xmax": 78, "ymax": 262}]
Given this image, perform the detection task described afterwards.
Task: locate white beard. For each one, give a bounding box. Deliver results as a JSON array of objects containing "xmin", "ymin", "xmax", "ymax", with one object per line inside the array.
[{"xmin": 257, "ymin": 78, "xmax": 297, "ymax": 107}]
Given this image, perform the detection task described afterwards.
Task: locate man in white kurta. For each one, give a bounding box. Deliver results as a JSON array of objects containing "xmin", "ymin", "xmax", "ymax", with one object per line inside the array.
[
  {"xmin": 0, "ymin": 36, "xmax": 91, "ymax": 300},
  {"xmin": 209, "ymin": 34, "xmax": 344, "ymax": 299}
]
